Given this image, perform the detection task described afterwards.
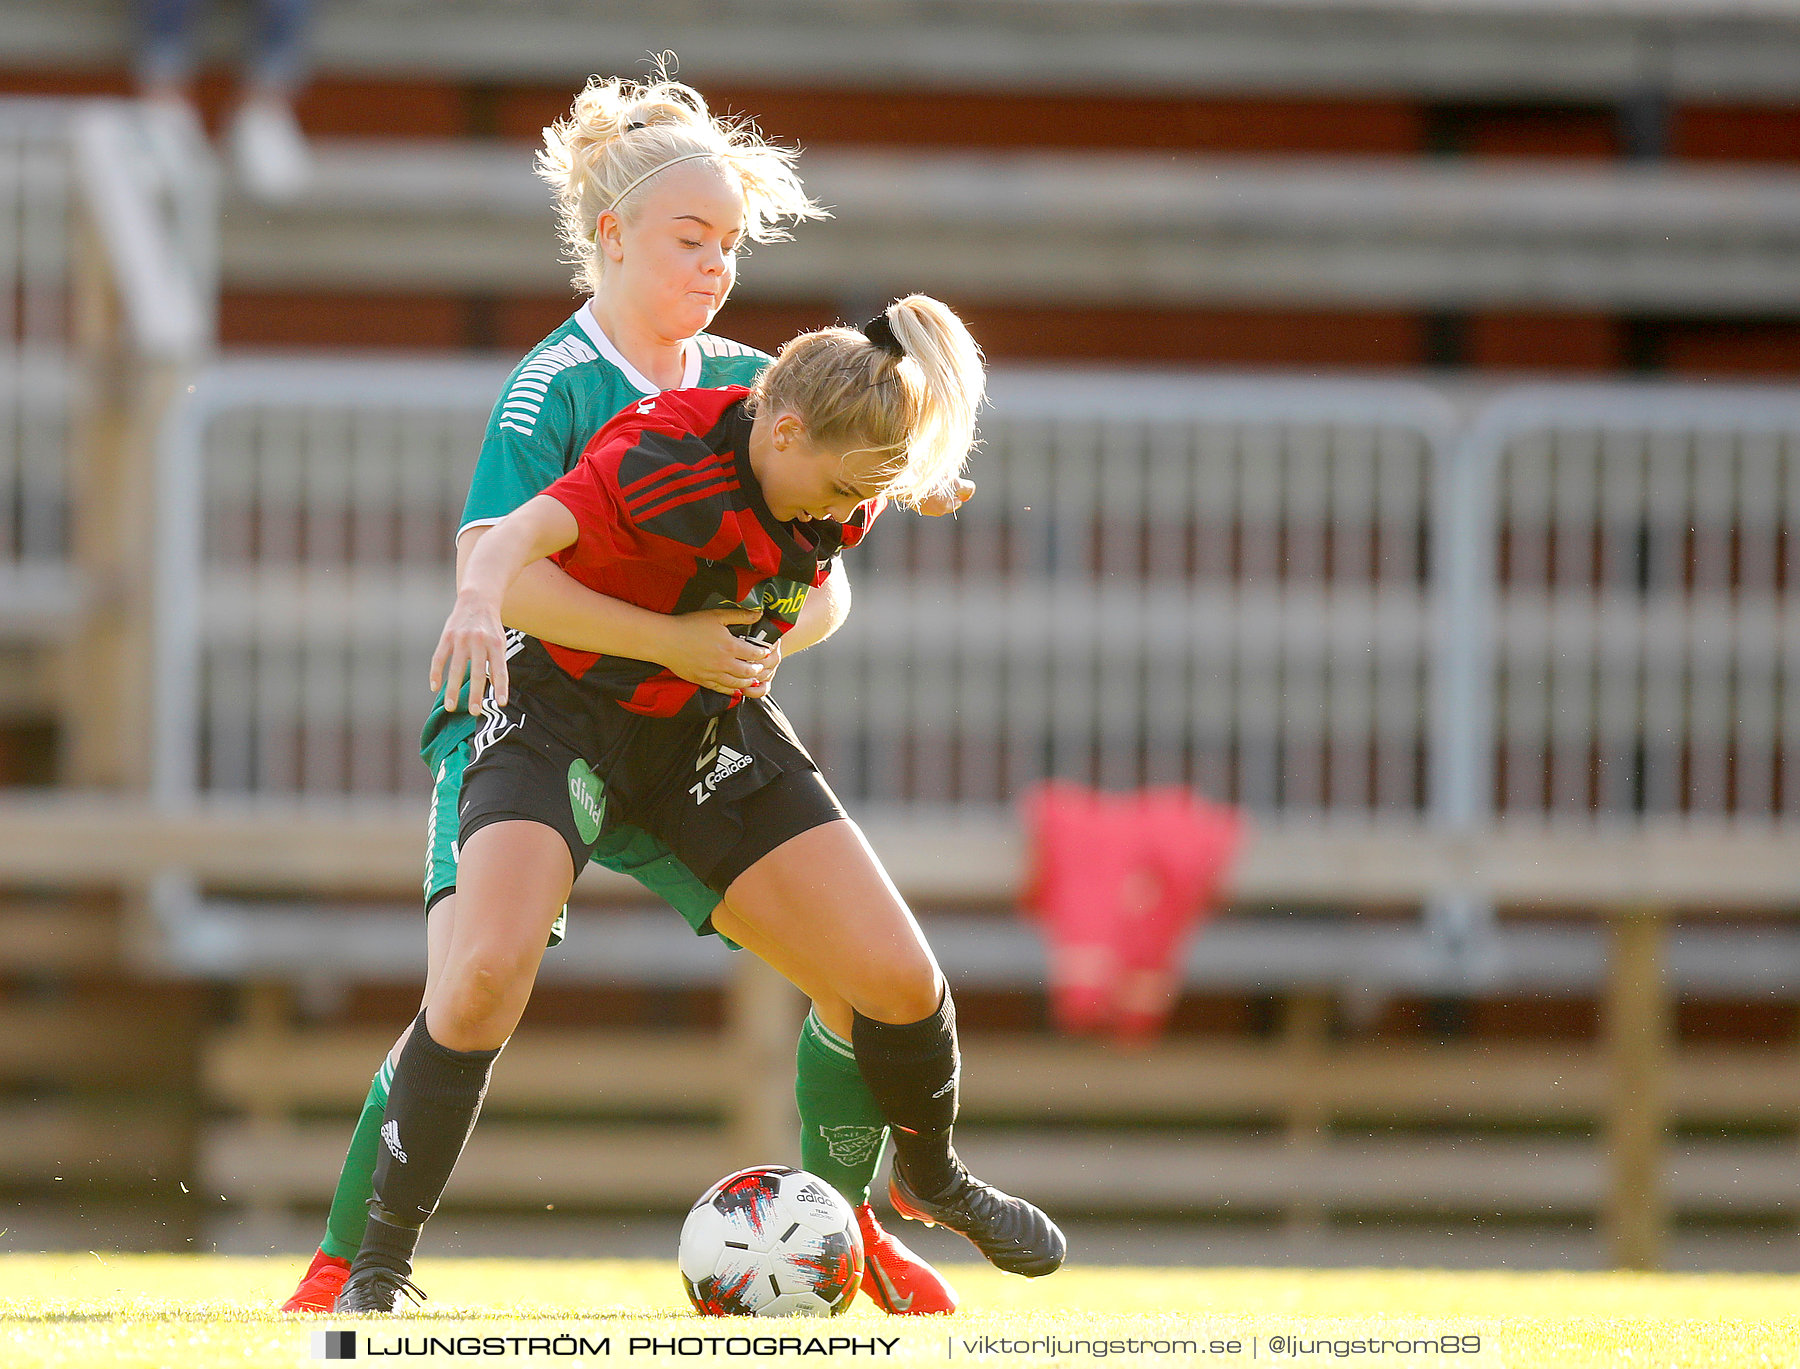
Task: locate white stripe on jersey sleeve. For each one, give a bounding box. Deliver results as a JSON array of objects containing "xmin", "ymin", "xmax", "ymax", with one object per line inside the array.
[
  {"xmin": 496, "ymin": 333, "xmax": 600, "ymax": 437},
  {"xmin": 695, "ymin": 334, "xmax": 769, "ymax": 361}
]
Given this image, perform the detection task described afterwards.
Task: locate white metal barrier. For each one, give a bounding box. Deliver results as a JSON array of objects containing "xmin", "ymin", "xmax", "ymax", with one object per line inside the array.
[
  {"xmin": 151, "ymin": 361, "xmax": 1800, "ymax": 840},
  {"xmin": 779, "ymin": 371, "xmax": 1454, "ymax": 813},
  {"xmin": 153, "ymin": 363, "xmax": 1457, "ymax": 816},
  {"xmin": 69, "ymin": 102, "xmax": 217, "ymax": 361},
  {"xmin": 0, "ymin": 103, "xmax": 80, "ymax": 628},
  {"xmin": 1446, "ymin": 386, "xmax": 1800, "ymax": 828},
  {"xmin": 0, "ymin": 98, "xmax": 214, "ymax": 635},
  {"xmin": 153, "ymin": 358, "xmax": 507, "ymax": 803}
]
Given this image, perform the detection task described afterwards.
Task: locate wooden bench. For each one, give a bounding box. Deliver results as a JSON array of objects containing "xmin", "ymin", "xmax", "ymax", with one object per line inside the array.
[{"xmin": 3, "ymin": 794, "xmax": 1798, "ymax": 1266}]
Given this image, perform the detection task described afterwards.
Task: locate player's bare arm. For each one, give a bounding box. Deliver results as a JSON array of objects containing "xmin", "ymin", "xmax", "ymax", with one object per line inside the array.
[
  {"xmin": 785, "ymin": 559, "xmax": 851, "ymax": 655},
  {"xmin": 744, "ymin": 486, "xmax": 957, "ymax": 695},
  {"xmin": 456, "ymin": 525, "xmax": 776, "ymax": 696},
  {"xmin": 432, "ymin": 495, "xmax": 580, "ymax": 712},
  {"xmin": 740, "ymin": 560, "xmax": 850, "ymax": 699}
]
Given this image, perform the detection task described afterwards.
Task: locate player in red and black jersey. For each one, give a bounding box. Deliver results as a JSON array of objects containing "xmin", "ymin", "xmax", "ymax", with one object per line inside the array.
[
  {"xmin": 334, "ymin": 297, "xmax": 1066, "ymax": 1313},
  {"xmin": 524, "ymin": 382, "xmax": 878, "ymax": 720},
  {"xmin": 448, "ymin": 381, "xmax": 881, "ymax": 906}
]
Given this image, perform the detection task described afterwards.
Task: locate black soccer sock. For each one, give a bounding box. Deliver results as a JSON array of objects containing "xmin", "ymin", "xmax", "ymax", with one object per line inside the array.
[
  {"xmin": 852, "ymin": 989, "xmax": 962, "ymax": 1198},
  {"xmin": 364, "ymin": 1012, "xmax": 501, "ymax": 1265}
]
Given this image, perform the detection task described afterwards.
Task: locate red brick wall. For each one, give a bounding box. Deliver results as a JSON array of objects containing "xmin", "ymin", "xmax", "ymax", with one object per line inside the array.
[{"xmin": 15, "ymin": 68, "xmax": 1800, "ymax": 372}]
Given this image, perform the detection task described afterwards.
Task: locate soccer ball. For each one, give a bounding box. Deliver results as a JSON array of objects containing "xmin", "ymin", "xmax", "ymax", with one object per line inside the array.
[{"xmin": 678, "ymin": 1165, "xmax": 864, "ymax": 1317}]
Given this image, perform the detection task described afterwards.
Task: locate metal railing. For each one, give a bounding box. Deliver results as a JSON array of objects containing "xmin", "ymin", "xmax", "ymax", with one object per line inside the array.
[
  {"xmin": 148, "ymin": 360, "xmax": 1800, "ymax": 853},
  {"xmin": 0, "ymin": 98, "xmax": 214, "ymax": 636},
  {"xmin": 153, "ymin": 363, "xmax": 1457, "ymax": 817},
  {"xmin": 0, "ymin": 103, "xmax": 81, "ymax": 626},
  {"xmin": 69, "ymin": 102, "xmax": 216, "ymax": 361},
  {"xmin": 780, "ymin": 370, "xmax": 1453, "ymax": 814},
  {"xmin": 152, "ymin": 358, "xmax": 506, "ymax": 804},
  {"xmin": 1445, "ymin": 385, "xmax": 1800, "ymax": 830}
]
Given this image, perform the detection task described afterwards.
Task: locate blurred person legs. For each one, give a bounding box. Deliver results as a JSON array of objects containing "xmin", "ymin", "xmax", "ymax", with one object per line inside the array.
[
  {"xmin": 229, "ymin": 0, "xmax": 314, "ymax": 201},
  {"xmin": 137, "ymin": 0, "xmax": 204, "ymax": 104},
  {"xmin": 137, "ymin": 0, "xmax": 313, "ymax": 202}
]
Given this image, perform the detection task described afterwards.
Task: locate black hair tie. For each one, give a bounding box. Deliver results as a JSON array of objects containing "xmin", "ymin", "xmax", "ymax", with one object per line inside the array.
[{"xmin": 862, "ymin": 311, "xmax": 905, "ymax": 358}]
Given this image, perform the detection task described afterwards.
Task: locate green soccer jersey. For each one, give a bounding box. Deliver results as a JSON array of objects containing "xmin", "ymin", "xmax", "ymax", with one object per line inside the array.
[{"xmin": 421, "ymin": 305, "xmax": 769, "ymax": 768}]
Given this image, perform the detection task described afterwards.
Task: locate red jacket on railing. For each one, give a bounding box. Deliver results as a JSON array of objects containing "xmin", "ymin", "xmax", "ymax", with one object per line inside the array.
[{"xmin": 1023, "ymin": 782, "xmax": 1244, "ymax": 1043}]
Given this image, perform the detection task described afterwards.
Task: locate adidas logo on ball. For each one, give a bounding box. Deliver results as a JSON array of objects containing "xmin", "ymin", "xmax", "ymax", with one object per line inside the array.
[{"xmin": 679, "ymin": 1165, "xmax": 863, "ymax": 1317}]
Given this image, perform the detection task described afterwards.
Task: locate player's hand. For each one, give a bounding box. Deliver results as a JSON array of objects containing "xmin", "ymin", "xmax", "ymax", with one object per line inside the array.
[
  {"xmin": 658, "ymin": 605, "xmax": 778, "ymax": 695},
  {"xmin": 742, "ymin": 638, "xmax": 782, "ymax": 698},
  {"xmin": 917, "ymin": 478, "xmax": 976, "ymax": 517},
  {"xmin": 430, "ymin": 590, "xmax": 509, "ymax": 713}
]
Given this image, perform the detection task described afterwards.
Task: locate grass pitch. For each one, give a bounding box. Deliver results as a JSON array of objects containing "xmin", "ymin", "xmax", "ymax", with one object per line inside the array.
[{"xmin": 1, "ymin": 1254, "xmax": 1796, "ymax": 1368}]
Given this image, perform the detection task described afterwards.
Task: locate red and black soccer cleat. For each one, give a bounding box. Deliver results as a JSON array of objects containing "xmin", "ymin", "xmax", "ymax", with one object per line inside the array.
[
  {"xmin": 280, "ymin": 1248, "xmax": 351, "ymax": 1312},
  {"xmin": 889, "ymin": 1168, "xmax": 1066, "ymax": 1278},
  {"xmin": 853, "ymin": 1203, "xmax": 959, "ymax": 1315}
]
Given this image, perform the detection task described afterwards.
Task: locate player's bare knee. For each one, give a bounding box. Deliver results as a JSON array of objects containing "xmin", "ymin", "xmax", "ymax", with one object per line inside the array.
[
  {"xmin": 853, "ymin": 961, "xmax": 943, "ymax": 1025},
  {"xmin": 462, "ymin": 957, "xmax": 528, "ymax": 1009},
  {"xmin": 811, "ymin": 993, "xmax": 856, "ymax": 1041},
  {"xmin": 386, "ymin": 1020, "xmax": 414, "ymax": 1068},
  {"xmin": 431, "ymin": 989, "xmax": 514, "ymax": 1051},
  {"xmin": 435, "ymin": 957, "xmax": 523, "ymax": 1030}
]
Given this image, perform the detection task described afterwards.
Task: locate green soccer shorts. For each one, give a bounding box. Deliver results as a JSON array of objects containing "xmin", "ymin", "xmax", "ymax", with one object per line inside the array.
[{"xmin": 423, "ymin": 737, "xmax": 726, "ymax": 946}]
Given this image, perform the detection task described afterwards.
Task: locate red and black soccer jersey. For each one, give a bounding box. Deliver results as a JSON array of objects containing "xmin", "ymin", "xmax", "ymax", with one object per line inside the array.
[{"xmin": 538, "ymin": 385, "xmax": 879, "ymax": 718}]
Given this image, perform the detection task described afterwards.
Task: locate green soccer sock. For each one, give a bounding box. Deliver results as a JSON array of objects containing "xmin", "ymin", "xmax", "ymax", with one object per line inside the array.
[
  {"xmin": 795, "ymin": 1009, "xmax": 890, "ymax": 1208},
  {"xmin": 318, "ymin": 1057, "xmax": 394, "ymax": 1261}
]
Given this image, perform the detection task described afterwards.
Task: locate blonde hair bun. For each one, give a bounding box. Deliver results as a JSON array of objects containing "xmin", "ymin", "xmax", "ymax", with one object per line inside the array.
[
  {"xmin": 536, "ymin": 60, "xmax": 825, "ymax": 292},
  {"xmin": 751, "ymin": 294, "xmax": 986, "ymax": 511}
]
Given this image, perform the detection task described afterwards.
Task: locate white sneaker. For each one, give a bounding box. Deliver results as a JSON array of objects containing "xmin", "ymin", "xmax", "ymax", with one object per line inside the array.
[{"xmin": 228, "ymin": 99, "xmax": 311, "ymax": 204}]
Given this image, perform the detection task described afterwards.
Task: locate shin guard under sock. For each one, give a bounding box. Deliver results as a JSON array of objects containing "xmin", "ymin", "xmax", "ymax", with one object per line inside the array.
[
  {"xmin": 795, "ymin": 1009, "xmax": 890, "ymax": 1207},
  {"xmin": 355, "ymin": 1205, "xmax": 424, "ymax": 1276},
  {"xmin": 368, "ymin": 1013, "xmax": 500, "ymax": 1243},
  {"xmin": 319, "ymin": 1057, "xmax": 392, "ymax": 1261},
  {"xmin": 851, "ymin": 990, "xmax": 961, "ymax": 1197}
]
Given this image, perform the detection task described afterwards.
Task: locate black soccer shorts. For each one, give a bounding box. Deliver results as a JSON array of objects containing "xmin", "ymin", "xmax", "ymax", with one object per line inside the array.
[{"xmin": 456, "ymin": 639, "xmax": 846, "ymax": 899}]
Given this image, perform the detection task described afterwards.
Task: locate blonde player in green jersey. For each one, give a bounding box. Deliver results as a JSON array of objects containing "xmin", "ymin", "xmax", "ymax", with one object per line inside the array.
[{"xmin": 281, "ymin": 69, "xmax": 961, "ymax": 1317}]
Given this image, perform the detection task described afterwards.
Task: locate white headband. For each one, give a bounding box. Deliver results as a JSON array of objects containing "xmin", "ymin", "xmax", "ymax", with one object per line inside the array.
[{"xmin": 602, "ymin": 151, "xmax": 718, "ymax": 218}]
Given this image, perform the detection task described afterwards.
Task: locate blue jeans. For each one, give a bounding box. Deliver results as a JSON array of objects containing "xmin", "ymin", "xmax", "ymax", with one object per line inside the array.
[{"xmin": 138, "ymin": 0, "xmax": 313, "ymax": 91}]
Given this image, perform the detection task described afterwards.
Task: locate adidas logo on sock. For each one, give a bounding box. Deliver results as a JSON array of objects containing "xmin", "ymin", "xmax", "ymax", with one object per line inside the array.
[
  {"xmin": 931, "ymin": 1064, "xmax": 961, "ymax": 1100},
  {"xmin": 689, "ymin": 744, "xmax": 753, "ymax": 804},
  {"xmin": 381, "ymin": 1119, "xmax": 408, "ymax": 1164}
]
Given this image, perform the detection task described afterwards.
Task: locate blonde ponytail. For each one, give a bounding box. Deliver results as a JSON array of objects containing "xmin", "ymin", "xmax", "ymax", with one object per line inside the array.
[
  {"xmin": 535, "ymin": 61, "xmax": 825, "ymax": 292},
  {"xmin": 749, "ymin": 294, "xmax": 986, "ymax": 510}
]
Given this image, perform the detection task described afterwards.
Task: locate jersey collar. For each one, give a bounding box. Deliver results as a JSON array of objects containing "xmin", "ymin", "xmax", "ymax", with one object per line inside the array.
[
  {"xmin": 573, "ymin": 301, "xmax": 701, "ymax": 394},
  {"xmin": 725, "ymin": 404, "xmax": 827, "ymax": 566}
]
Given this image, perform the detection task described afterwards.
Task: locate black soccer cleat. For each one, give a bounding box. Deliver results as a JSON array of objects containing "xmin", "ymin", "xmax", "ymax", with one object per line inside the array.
[
  {"xmin": 888, "ymin": 1166, "xmax": 1066, "ymax": 1277},
  {"xmin": 333, "ymin": 1260, "xmax": 427, "ymax": 1314}
]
